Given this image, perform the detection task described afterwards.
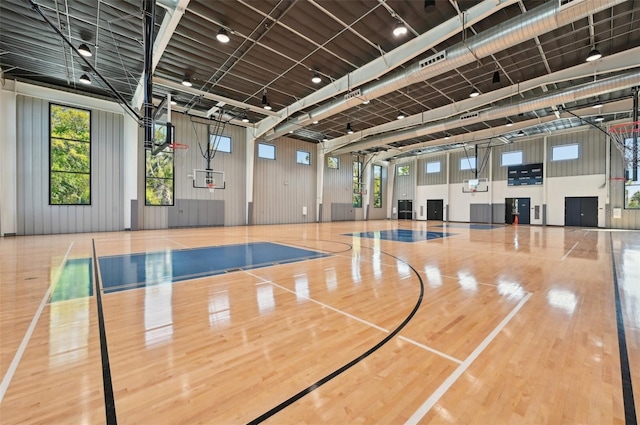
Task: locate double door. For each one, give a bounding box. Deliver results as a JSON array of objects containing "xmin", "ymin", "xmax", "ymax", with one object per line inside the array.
[
  {"xmin": 565, "ymin": 197, "xmax": 598, "ymax": 227},
  {"xmin": 398, "ymin": 200, "xmax": 413, "ymax": 220},
  {"xmin": 426, "ymin": 199, "xmax": 443, "ymax": 221}
]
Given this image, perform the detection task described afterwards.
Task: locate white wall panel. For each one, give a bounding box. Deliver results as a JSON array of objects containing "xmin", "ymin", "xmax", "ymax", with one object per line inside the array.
[{"xmin": 546, "ymin": 174, "xmax": 607, "ymax": 227}]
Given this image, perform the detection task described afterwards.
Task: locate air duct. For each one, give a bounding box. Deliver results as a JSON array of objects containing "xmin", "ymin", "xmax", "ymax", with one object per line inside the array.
[
  {"xmin": 332, "ymin": 70, "xmax": 640, "ymax": 154},
  {"xmin": 265, "ymin": 0, "xmax": 625, "ymax": 140}
]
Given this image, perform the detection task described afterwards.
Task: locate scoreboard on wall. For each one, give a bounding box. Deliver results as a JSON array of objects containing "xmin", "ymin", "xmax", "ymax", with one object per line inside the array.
[{"xmin": 508, "ymin": 163, "xmax": 543, "ymax": 186}]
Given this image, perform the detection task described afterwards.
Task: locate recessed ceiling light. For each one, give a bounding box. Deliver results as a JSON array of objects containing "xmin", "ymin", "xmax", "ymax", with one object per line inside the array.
[{"xmin": 592, "ymin": 102, "xmax": 603, "ymax": 108}]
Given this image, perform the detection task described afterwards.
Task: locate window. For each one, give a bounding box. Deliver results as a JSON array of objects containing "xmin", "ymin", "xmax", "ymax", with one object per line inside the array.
[
  {"xmin": 552, "ymin": 144, "xmax": 579, "ymax": 161},
  {"xmin": 460, "ymin": 157, "xmax": 476, "ymax": 170},
  {"xmin": 327, "ymin": 156, "xmax": 339, "ymax": 169},
  {"xmin": 373, "ymin": 165, "xmax": 382, "ymax": 208},
  {"xmin": 146, "ymin": 123, "xmax": 174, "ymax": 206},
  {"xmin": 501, "ymin": 151, "xmax": 523, "ymax": 166},
  {"xmin": 209, "ymin": 134, "xmax": 231, "ymax": 153},
  {"xmin": 353, "ymin": 160, "xmax": 362, "ymax": 208},
  {"xmin": 397, "ymin": 165, "xmax": 410, "ymax": 176},
  {"xmin": 50, "ymin": 104, "xmax": 91, "ymax": 205},
  {"xmin": 426, "ymin": 161, "xmax": 441, "ymax": 173},
  {"xmin": 624, "ymin": 137, "xmax": 640, "ymax": 209},
  {"xmin": 258, "ymin": 143, "xmax": 276, "ymax": 159},
  {"xmin": 297, "ymin": 150, "xmax": 310, "ymax": 165}
]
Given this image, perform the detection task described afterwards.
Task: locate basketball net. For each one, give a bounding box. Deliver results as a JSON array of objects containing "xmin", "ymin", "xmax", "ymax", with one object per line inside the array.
[
  {"xmin": 169, "ymin": 143, "xmax": 189, "ymax": 168},
  {"xmin": 207, "ymin": 181, "xmax": 216, "ymax": 193},
  {"xmin": 609, "ymin": 121, "xmax": 640, "ymax": 174}
]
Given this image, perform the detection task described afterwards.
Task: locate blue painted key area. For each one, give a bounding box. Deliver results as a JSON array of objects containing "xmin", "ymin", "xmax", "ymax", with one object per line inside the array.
[
  {"xmin": 50, "ymin": 258, "xmax": 93, "ymax": 303},
  {"xmin": 435, "ymin": 223, "xmax": 503, "ymax": 230},
  {"xmin": 345, "ymin": 229, "xmax": 455, "ymax": 242},
  {"xmin": 99, "ymin": 242, "xmax": 328, "ymax": 293}
]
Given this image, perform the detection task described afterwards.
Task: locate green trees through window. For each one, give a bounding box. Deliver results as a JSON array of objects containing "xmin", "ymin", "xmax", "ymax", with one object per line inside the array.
[
  {"xmin": 50, "ymin": 104, "xmax": 91, "ymax": 205},
  {"xmin": 373, "ymin": 165, "xmax": 382, "ymax": 208},
  {"xmin": 146, "ymin": 124, "xmax": 174, "ymax": 205}
]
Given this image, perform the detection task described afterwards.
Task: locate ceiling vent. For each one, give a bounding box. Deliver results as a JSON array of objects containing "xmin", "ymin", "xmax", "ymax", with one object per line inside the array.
[
  {"xmin": 460, "ymin": 111, "xmax": 480, "ymax": 120},
  {"xmin": 419, "ymin": 51, "xmax": 447, "ymax": 69},
  {"xmin": 344, "ymin": 88, "xmax": 362, "ymax": 101}
]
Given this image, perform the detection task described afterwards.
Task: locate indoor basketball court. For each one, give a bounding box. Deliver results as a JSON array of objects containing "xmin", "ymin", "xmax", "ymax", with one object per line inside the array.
[{"xmin": 1, "ymin": 0, "xmax": 640, "ymax": 424}]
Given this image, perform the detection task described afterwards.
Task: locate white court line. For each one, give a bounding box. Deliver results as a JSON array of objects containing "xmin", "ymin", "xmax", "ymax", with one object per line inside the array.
[
  {"xmin": 561, "ymin": 241, "xmax": 580, "ymax": 261},
  {"xmin": 162, "ymin": 237, "xmax": 190, "ymax": 249},
  {"xmin": 243, "ymin": 270, "xmax": 462, "ymax": 363},
  {"xmin": 0, "ymin": 242, "xmax": 74, "ymax": 403},
  {"xmin": 398, "ymin": 336, "xmax": 462, "ymax": 364},
  {"xmin": 405, "ymin": 292, "xmax": 532, "ymax": 425}
]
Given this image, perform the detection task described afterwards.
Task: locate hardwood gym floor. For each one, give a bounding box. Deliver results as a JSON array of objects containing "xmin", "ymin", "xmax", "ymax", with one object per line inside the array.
[{"xmin": 0, "ymin": 220, "xmax": 638, "ymax": 424}]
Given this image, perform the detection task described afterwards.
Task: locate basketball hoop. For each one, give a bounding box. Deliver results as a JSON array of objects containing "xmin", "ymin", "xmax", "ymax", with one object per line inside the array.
[
  {"xmin": 609, "ymin": 121, "xmax": 640, "ymax": 170},
  {"xmin": 169, "ymin": 143, "xmax": 189, "ymax": 167},
  {"xmin": 207, "ymin": 182, "xmax": 216, "ymax": 193}
]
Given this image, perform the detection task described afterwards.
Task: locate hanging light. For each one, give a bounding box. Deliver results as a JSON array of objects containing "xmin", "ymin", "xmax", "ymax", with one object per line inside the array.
[
  {"xmin": 170, "ymin": 100, "xmax": 177, "ymax": 106},
  {"xmin": 311, "ymin": 72, "xmax": 321, "ymax": 84},
  {"xmin": 393, "ymin": 20, "xmax": 407, "ymax": 37},
  {"xmin": 262, "ymin": 89, "xmax": 272, "ymax": 110},
  {"xmin": 444, "ymin": 133, "xmax": 450, "ymax": 140},
  {"xmin": 78, "ymin": 43, "xmax": 92, "ymax": 57},
  {"xmin": 492, "ymin": 70, "xmax": 500, "ymax": 84},
  {"xmin": 594, "ymin": 115, "xmax": 605, "ymax": 122},
  {"xmin": 469, "ymin": 87, "xmax": 480, "ymax": 98},
  {"xmin": 216, "ymin": 28, "xmax": 230, "ymax": 43},
  {"xmin": 181, "ymin": 78, "xmax": 192, "ymax": 87},
  {"xmin": 79, "ymin": 74, "xmax": 91, "ymax": 85},
  {"xmin": 241, "ymin": 113, "xmax": 250, "ymax": 123},
  {"xmin": 516, "ymin": 130, "xmax": 526, "ymax": 136},
  {"xmin": 347, "ymin": 123, "xmax": 354, "ymax": 134},
  {"xmin": 586, "ymin": 48, "xmax": 602, "ymax": 62},
  {"xmin": 592, "ymin": 101, "xmax": 603, "ymax": 108},
  {"xmin": 362, "ymin": 99, "xmax": 370, "ymax": 105},
  {"xmin": 506, "ymin": 119, "xmax": 513, "ymax": 127},
  {"xmin": 322, "ymin": 135, "xmax": 329, "ymax": 142},
  {"xmin": 396, "ymin": 111, "xmax": 405, "ymax": 120}
]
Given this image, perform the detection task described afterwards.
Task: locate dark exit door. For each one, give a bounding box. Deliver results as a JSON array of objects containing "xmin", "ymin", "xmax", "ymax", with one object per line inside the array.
[
  {"xmin": 426, "ymin": 199, "xmax": 443, "ymax": 221},
  {"xmin": 505, "ymin": 198, "xmax": 531, "ymax": 224},
  {"xmin": 565, "ymin": 197, "xmax": 598, "ymax": 227},
  {"xmin": 398, "ymin": 200, "xmax": 413, "ymax": 220}
]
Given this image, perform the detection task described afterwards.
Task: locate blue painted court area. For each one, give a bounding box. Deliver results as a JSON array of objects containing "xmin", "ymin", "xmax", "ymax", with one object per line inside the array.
[
  {"xmin": 345, "ymin": 229, "xmax": 455, "ymax": 243},
  {"xmin": 435, "ymin": 223, "xmax": 503, "ymax": 230},
  {"xmin": 99, "ymin": 242, "xmax": 329, "ymax": 293},
  {"xmin": 50, "ymin": 258, "xmax": 93, "ymax": 303}
]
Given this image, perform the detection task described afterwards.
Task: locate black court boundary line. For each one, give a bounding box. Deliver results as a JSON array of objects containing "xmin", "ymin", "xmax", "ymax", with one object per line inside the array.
[
  {"xmin": 247, "ymin": 249, "xmax": 424, "ymax": 424},
  {"xmin": 610, "ymin": 234, "xmax": 637, "ymax": 425},
  {"xmin": 93, "ymin": 239, "xmax": 117, "ymax": 425}
]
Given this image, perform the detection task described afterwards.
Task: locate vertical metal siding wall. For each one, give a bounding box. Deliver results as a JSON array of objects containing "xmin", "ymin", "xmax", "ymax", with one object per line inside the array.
[
  {"xmin": 449, "ymin": 150, "xmax": 489, "ymax": 183},
  {"xmin": 322, "ymin": 152, "xmax": 354, "ymax": 221},
  {"xmin": 546, "ymin": 129, "xmax": 605, "ymax": 177},
  {"xmin": 16, "ymin": 95, "xmax": 124, "ymax": 235},
  {"xmin": 142, "ymin": 113, "xmax": 247, "ymax": 228},
  {"xmin": 393, "ymin": 160, "xmax": 416, "ymax": 211},
  {"xmin": 491, "ymin": 137, "xmax": 544, "ymax": 181},
  {"xmin": 417, "ymin": 153, "xmax": 448, "ymax": 185},
  {"xmin": 253, "ymin": 137, "xmax": 316, "ymax": 225}
]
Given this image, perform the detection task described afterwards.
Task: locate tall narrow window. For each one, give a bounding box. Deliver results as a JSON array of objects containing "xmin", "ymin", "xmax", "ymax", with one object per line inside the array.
[
  {"xmin": 353, "ymin": 160, "xmax": 362, "ymax": 208},
  {"xmin": 625, "ymin": 137, "xmax": 640, "ymax": 209},
  {"xmin": 373, "ymin": 164, "xmax": 382, "ymax": 208},
  {"xmin": 145, "ymin": 124, "xmax": 174, "ymax": 205},
  {"xmin": 50, "ymin": 104, "xmax": 91, "ymax": 205}
]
